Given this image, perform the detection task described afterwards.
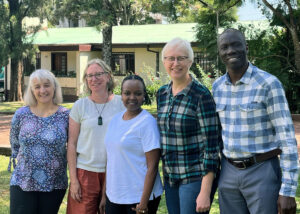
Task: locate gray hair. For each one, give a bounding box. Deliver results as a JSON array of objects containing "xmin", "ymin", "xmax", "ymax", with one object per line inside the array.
[
  {"xmin": 82, "ymin": 58, "xmax": 115, "ymax": 95},
  {"xmin": 161, "ymin": 38, "xmax": 194, "ymax": 62},
  {"xmin": 24, "ymin": 69, "xmax": 63, "ymax": 106}
]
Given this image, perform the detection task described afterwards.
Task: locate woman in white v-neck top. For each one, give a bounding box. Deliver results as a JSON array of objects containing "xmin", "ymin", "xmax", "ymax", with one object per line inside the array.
[{"xmin": 103, "ymin": 75, "xmax": 163, "ymax": 214}]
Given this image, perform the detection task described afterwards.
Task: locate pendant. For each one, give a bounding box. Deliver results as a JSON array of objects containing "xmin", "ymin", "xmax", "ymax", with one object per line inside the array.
[{"xmin": 98, "ymin": 116, "xmax": 103, "ymax": 125}]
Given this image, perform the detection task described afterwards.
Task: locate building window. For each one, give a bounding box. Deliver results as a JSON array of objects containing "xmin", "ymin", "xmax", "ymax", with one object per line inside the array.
[
  {"xmin": 192, "ymin": 52, "xmax": 214, "ymax": 77},
  {"xmin": 112, "ymin": 53, "xmax": 134, "ymax": 76},
  {"xmin": 51, "ymin": 53, "xmax": 67, "ymax": 76},
  {"xmin": 36, "ymin": 52, "xmax": 41, "ymax": 69}
]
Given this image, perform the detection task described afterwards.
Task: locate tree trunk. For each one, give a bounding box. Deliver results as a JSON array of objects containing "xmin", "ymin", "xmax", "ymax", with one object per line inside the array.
[
  {"xmin": 9, "ymin": 59, "xmax": 18, "ymax": 101},
  {"xmin": 102, "ymin": 25, "xmax": 113, "ymax": 69},
  {"xmin": 8, "ymin": 0, "xmax": 24, "ymax": 101},
  {"xmin": 290, "ymin": 28, "xmax": 300, "ymax": 74},
  {"xmin": 102, "ymin": 0, "xmax": 113, "ymax": 69},
  {"xmin": 17, "ymin": 61, "xmax": 24, "ymax": 101}
]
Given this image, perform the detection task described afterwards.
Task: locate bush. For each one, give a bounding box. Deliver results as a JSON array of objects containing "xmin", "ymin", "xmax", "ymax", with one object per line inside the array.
[
  {"xmin": 136, "ymin": 64, "xmax": 169, "ymax": 103},
  {"xmin": 190, "ymin": 64, "xmax": 215, "ymax": 91}
]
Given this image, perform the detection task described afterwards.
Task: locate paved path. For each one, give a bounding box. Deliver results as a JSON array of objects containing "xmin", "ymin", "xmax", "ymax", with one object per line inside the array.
[
  {"xmin": 1, "ymin": 114, "xmax": 300, "ymax": 158},
  {"xmin": 0, "ymin": 114, "xmax": 12, "ymax": 148}
]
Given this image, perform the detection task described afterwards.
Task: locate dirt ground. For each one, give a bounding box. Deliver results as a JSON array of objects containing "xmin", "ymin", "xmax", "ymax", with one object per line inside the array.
[{"xmin": 1, "ymin": 114, "xmax": 300, "ymax": 158}]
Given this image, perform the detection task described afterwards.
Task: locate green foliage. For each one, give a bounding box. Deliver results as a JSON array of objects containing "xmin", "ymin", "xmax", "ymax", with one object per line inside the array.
[
  {"xmin": 190, "ymin": 64, "xmax": 214, "ymax": 91},
  {"xmin": 136, "ymin": 64, "xmax": 169, "ymax": 103},
  {"xmin": 113, "ymin": 84, "xmax": 121, "ymax": 95},
  {"xmin": 54, "ymin": 0, "xmax": 157, "ymax": 27},
  {"xmin": 195, "ymin": 0, "xmax": 240, "ymax": 72},
  {"xmin": 0, "ymin": 2, "xmax": 9, "ymax": 67},
  {"xmin": 233, "ymin": 20, "xmax": 300, "ymax": 112},
  {"xmin": 0, "ymin": 0, "xmax": 56, "ymax": 101}
]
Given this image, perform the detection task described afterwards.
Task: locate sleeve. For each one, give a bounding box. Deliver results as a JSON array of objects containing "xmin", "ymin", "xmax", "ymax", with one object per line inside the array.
[
  {"xmin": 141, "ymin": 114, "xmax": 160, "ymax": 153},
  {"xmin": 266, "ymin": 79, "xmax": 299, "ymax": 197},
  {"xmin": 8, "ymin": 111, "xmax": 21, "ymax": 172},
  {"xmin": 69, "ymin": 99, "xmax": 81, "ymax": 123},
  {"xmin": 197, "ymin": 89, "xmax": 221, "ymax": 175}
]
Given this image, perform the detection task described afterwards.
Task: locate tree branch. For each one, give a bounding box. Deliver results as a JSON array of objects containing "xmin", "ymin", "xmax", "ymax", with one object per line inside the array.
[
  {"xmin": 252, "ymin": 54, "xmax": 296, "ymax": 72},
  {"xmin": 261, "ymin": 0, "xmax": 291, "ymax": 29},
  {"xmin": 283, "ymin": 0, "xmax": 296, "ymax": 28},
  {"xmin": 220, "ymin": 0, "xmax": 241, "ymax": 14}
]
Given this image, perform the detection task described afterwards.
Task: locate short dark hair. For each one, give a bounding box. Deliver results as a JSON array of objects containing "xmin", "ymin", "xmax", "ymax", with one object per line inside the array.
[
  {"xmin": 218, "ymin": 28, "xmax": 246, "ymax": 45},
  {"xmin": 121, "ymin": 75, "xmax": 151, "ymax": 105}
]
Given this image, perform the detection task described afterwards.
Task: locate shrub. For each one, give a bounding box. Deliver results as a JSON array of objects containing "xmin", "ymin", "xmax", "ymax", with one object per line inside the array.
[
  {"xmin": 190, "ymin": 64, "xmax": 215, "ymax": 91},
  {"xmin": 136, "ymin": 64, "xmax": 169, "ymax": 103}
]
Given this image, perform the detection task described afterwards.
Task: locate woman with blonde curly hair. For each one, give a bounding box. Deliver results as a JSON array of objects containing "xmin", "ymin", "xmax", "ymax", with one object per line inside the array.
[
  {"xmin": 67, "ymin": 58, "xmax": 125, "ymax": 214},
  {"xmin": 9, "ymin": 69, "xmax": 69, "ymax": 214}
]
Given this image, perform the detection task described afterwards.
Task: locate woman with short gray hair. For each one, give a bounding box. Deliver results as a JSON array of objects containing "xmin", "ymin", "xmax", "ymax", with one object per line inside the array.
[
  {"xmin": 9, "ymin": 69, "xmax": 69, "ymax": 214},
  {"xmin": 157, "ymin": 38, "xmax": 221, "ymax": 214}
]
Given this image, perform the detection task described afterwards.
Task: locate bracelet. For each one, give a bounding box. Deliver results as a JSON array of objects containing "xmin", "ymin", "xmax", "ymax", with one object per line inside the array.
[{"xmin": 137, "ymin": 207, "xmax": 148, "ymax": 213}]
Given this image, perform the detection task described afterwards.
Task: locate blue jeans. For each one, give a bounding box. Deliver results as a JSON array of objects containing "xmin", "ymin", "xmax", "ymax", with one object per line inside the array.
[{"xmin": 164, "ymin": 178, "xmax": 217, "ymax": 214}]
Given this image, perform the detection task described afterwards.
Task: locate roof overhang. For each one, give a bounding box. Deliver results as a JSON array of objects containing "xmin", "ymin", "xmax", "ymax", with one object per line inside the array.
[
  {"xmin": 38, "ymin": 44, "xmax": 93, "ymax": 51},
  {"xmin": 38, "ymin": 42, "xmax": 200, "ymax": 51}
]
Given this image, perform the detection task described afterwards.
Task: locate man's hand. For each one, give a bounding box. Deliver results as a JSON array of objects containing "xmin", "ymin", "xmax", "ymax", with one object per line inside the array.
[{"xmin": 277, "ymin": 195, "xmax": 296, "ymax": 214}]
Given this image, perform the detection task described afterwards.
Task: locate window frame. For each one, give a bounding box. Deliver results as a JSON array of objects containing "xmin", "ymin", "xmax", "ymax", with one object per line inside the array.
[
  {"xmin": 51, "ymin": 52, "xmax": 68, "ymax": 77},
  {"xmin": 111, "ymin": 52, "xmax": 135, "ymax": 76}
]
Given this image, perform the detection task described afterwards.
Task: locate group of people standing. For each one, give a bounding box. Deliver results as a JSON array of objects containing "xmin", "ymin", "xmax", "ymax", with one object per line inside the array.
[{"xmin": 8, "ymin": 28, "xmax": 298, "ymax": 214}]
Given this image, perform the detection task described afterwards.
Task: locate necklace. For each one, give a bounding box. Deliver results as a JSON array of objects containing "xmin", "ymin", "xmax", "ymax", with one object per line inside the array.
[{"xmin": 93, "ymin": 95, "xmax": 109, "ymax": 126}]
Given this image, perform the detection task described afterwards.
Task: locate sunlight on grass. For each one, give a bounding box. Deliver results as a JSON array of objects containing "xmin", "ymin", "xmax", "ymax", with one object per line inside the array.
[
  {"xmin": 0, "ymin": 102, "xmax": 156, "ymax": 114},
  {"xmin": 0, "ymin": 102, "xmax": 74, "ymax": 113},
  {"xmin": 1, "ymin": 155, "xmax": 300, "ymax": 213},
  {"xmin": 0, "ymin": 155, "xmax": 224, "ymax": 214}
]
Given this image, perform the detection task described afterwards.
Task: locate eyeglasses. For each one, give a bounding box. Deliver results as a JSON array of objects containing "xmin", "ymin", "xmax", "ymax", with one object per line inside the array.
[
  {"xmin": 164, "ymin": 56, "xmax": 189, "ymax": 62},
  {"xmin": 86, "ymin": 72, "xmax": 108, "ymax": 80}
]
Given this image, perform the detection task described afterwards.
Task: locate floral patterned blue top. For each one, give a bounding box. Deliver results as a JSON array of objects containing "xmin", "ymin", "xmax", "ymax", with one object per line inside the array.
[{"xmin": 9, "ymin": 106, "xmax": 69, "ymax": 192}]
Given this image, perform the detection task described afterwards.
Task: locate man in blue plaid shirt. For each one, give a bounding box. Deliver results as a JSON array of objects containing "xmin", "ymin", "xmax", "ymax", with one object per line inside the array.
[{"xmin": 213, "ymin": 28, "xmax": 299, "ymax": 214}]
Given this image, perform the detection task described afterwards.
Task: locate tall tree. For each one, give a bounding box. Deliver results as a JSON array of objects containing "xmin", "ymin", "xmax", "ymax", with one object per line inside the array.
[
  {"xmin": 0, "ymin": 2, "xmax": 9, "ymax": 67},
  {"xmin": 260, "ymin": 0, "xmax": 300, "ymax": 74},
  {"xmin": 54, "ymin": 0, "xmax": 156, "ymax": 68},
  {"xmin": 1, "ymin": 0, "xmax": 54, "ymax": 101},
  {"xmin": 194, "ymin": 0, "xmax": 242, "ymax": 75}
]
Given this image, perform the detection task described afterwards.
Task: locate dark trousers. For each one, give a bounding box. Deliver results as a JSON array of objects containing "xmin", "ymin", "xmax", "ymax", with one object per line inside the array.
[
  {"xmin": 105, "ymin": 195, "xmax": 161, "ymax": 214},
  {"xmin": 10, "ymin": 185, "xmax": 66, "ymax": 214},
  {"xmin": 218, "ymin": 157, "xmax": 281, "ymax": 214}
]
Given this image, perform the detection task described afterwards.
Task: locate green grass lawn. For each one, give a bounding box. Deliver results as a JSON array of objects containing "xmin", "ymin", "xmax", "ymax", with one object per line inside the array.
[
  {"xmin": 1, "ymin": 155, "xmax": 299, "ymax": 213},
  {"xmin": 0, "ymin": 155, "xmax": 221, "ymax": 213},
  {"xmin": 0, "ymin": 101, "xmax": 155, "ymax": 114},
  {"xmin": 0, "ymin": 102, "xmax": 74, "ymax": 113},
  {"xmin": 0, "ymin": 102, "xmax": 299, "ymax": 213}
]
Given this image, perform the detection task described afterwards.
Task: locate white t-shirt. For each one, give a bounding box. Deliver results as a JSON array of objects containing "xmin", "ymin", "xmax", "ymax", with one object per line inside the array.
[
  {"xmin": 105, "ymin": 109, "xmax": 163, "ymax": 204},
  {"xmin": 70, "ymin": 95, "xmax": 125, "ymax": 172}
]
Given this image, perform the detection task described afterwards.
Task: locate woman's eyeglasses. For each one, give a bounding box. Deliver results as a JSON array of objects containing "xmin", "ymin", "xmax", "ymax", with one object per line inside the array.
[
  {"xmin": 164, "ymin": 56, "xmax": 189, "ymax": 62},
  {"xmin": 86, "ymin": 72, "xmax": 108, "ymax": 80}
]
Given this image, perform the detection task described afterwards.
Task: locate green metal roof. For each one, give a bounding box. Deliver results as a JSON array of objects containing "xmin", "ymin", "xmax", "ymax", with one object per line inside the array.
[
  {"xmin": 32, "ymin": 23, "xmax": 198, "ymax": 45},
  {"xmin": 32, "ymin": 21, "xmax": 273, "ymax": 46}
]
